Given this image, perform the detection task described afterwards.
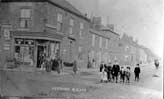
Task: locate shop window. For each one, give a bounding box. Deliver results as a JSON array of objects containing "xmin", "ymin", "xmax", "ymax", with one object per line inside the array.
[
  {"xmin": 24, "ymin": 39, "xmax": 34, "ymax": 45},
  {"xmin": 15, "ymin": 39, "xmax": 24, "ymax": 44}
]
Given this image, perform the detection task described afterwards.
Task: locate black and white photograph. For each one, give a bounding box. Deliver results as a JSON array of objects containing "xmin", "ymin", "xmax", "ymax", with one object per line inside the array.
[{"xmin": 0, "ymin": 0, "xmax": 163, "ymax": 99}]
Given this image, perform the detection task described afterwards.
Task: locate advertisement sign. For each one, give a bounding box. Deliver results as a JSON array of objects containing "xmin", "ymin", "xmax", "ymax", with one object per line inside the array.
[{"xmin": 1, "ymin": 24, "xmax": 12, "ymax": 40}]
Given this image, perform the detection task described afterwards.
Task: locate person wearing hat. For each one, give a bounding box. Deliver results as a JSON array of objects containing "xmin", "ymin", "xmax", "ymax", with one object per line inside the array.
[
  {"xmin": 112, "ymin": 60, "xmax": 120, "ymax": 83},
  {"xmin": 134, "ymin": 64, "xmax": 141, "ymax": 81}
]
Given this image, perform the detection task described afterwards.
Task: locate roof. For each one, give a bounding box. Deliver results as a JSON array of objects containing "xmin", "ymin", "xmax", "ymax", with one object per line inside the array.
[
  {"xmin": 48, "ymin": 0, "xmax": 89, "ymax": 21},
  {"xmin": 50, "ymin": 0, "xmax": 82, "ymax": 16},
  {"xmin": 89, "ymin": 29, "xmax": 111, "ymax": 39},
  {"xmin": 101, "ymin": 27, "xmax": 120, "ymax": 36},
  {"xmin": 1, "ymin": 0, "xmax": 90, "ymax": 22}
]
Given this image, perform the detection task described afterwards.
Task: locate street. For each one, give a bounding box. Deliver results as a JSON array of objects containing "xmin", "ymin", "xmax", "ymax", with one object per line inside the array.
[{"xmin": 0, "ymin": 63, "xmax": 163, "ymax": 99}]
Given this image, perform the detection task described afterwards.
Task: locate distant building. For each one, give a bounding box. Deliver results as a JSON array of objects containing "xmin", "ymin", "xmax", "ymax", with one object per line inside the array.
[
  {"xmin": 118, "ymin": 34, "xmax": 137, "ymax": 66},
  {"xmin": 106, "ymin": 24, "xmax": 114, "ymax": 31},
  {"xmin": 143, "ymin": 48, "xmax": 158, "ymax": 63},
  {"xmin": 90, "ymin": 16, "xmax": 102, "ymax": 30}
]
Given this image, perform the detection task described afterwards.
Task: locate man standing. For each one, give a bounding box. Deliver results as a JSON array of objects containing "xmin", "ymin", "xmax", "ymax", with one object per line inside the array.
[
  {"xmin": 134, "ymin": 64, "xmax": 141, "ymax": 81},
  {"xmin": 112, "ymin": 61, "xmax": 120, "ymax": 83}
]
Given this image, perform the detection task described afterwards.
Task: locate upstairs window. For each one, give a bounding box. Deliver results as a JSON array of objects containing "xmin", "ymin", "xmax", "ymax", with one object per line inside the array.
[
  {"xmin": 99, "ymin": 37, "xmax": 102, "ymax": 48},
  {"xmin": 92, "ymin": 34, "xmax": 95, "ymax": 47},
  {"xmin": 69, "ymin": 18, "xmax": 74, "ymax": 35},
  {"xmin": 79, "ymin": 30, "xmax": 83, "ymax": 39},
  {"xmin": 57, "ymin": 13, "xmax": 63, "ymax": 32},
  {"xmin": 106, "ymin": 39, "xmax": 108, "ymax": 49},
  {"xmin": 20, "ymin": 9, "xmax": 31, "ymax": 28},
  {"xmin": 79, "ymin": 22, "xmax": 84, "ymax": 39},
  {"xmin": 80, "ymin": 22, "xmax": 84, "ymax": 29}
]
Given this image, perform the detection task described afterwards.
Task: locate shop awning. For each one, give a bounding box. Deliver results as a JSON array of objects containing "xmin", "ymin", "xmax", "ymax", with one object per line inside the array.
[{"xmin": 11, "ymin": 31, "xmax": 65, "ymax": 41}]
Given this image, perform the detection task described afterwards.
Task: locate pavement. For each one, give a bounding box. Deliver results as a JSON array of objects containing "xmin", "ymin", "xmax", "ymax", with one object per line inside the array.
[{"xmin": 0, "ymin": 63, "xmax": 163, "ymax": 99}]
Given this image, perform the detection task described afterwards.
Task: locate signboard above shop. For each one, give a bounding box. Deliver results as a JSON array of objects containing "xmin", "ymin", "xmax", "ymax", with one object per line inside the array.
[{"xmin": 1, "ymin": 24, "xmax": 12, "ymax": 40}]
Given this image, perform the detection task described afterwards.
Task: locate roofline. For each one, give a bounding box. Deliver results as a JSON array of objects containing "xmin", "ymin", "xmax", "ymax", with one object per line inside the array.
[
  {"xmin": 89, "ymin": 29, "xmax": 110, "ymax": 39},
  {"xmin": 1, "ymin": 0, "xmax": 90, "ymax": 22},
  {"xmin": 101, "ymin": 29, "xmax": 120, "ymax": 36},
  {"xmin": 47, "ymin": 0, "xmax": 90, "ymax": 22}
]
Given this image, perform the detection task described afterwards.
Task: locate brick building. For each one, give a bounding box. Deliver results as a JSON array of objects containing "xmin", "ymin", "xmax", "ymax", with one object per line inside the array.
[
  {"xmin": 0, "ymin": 0, "xmax": 90, "ymax": 69},
  {"xmin": 119, "ymin": 34, "xmax": 138, "ymax": 66},
  {"xmin": 89, "ymin": 19, "xmax": 122, "ymax": 67}
]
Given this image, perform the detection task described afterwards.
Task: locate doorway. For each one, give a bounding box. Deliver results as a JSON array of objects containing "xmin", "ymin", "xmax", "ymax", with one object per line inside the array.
[{"xmin": 36, "ymin": 45, "xmax": 47, "ymax": 68}]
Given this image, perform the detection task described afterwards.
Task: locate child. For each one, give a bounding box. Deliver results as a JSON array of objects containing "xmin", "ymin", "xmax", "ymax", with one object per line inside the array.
[
  {"xmin": 102, "ymin": 66, "xmax": 108, "ymax": 83},
  {"xmin": 100, "ymin": 62, "xmax": 108, "ymax": 83},
  {"xmin": 120, "ymin": 66, "xmax": 126, "ymax": 83},
  {"xmin": 125, "ymin": 66, "xmax": 131, "ymax": 83}
]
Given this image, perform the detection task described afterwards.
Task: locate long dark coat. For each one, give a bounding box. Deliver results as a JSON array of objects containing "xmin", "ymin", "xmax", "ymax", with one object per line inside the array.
[{"xmin": 112, "ymin": 64, "xmax": 120, "ymax": 76}]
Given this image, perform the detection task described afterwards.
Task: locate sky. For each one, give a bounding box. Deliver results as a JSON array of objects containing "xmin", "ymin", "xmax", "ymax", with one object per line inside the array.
[{"xmin": 67, "ymin": 0, "xmax": 163, "ymax": 58}]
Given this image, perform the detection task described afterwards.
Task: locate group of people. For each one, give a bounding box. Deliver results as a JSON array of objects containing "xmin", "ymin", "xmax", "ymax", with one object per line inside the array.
[
  {"xmin": 39, "ymin": 56, "xmax": 62, "ymax": 73},
  {"xmin": 99, "ymin": 61, "xmax": 141, "ymax": 83},
  {"xmin": 39, "ymin": 52, "xmax": 78, "ymax": 74}
]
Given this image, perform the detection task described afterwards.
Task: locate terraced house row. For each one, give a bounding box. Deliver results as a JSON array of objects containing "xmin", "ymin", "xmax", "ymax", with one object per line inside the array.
[{"xmin": 0, "ymin": 0, "xmax": 156, "ymax": 70}]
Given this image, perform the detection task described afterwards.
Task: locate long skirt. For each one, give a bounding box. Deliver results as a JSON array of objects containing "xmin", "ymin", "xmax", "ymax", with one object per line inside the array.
[{"xmin": 100, "ymin": 71, "xmax": 107, "ymax": 81}]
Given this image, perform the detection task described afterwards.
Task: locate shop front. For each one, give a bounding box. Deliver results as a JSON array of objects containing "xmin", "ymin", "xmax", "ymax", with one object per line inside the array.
[
  {"xmin": 12, "ymin": 31, "xmax": 64, "ymax": 69},
  {"xmin": 14, "ymin": 38, "xmax": 61, "ymax": 68}
]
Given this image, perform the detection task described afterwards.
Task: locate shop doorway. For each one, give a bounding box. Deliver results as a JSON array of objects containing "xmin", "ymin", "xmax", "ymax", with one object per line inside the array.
[{"xmin": 36, "ymin": 45, "xmax": 47, "ymax": 68}]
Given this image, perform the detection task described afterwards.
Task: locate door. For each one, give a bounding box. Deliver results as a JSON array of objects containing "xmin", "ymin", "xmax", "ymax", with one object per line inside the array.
[{"xmin": 36, "ymin": 46, "xmax": 46, "ymax": 68}]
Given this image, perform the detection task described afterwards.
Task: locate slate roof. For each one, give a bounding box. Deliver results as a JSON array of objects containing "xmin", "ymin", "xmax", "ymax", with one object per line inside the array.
[
  {"xmin": 1, "ymin": 0, "xmax": 89, "ymax": 21},
  {"xmin": 50, "ymin": 0, "xmax": 83, "ymax": 16}
]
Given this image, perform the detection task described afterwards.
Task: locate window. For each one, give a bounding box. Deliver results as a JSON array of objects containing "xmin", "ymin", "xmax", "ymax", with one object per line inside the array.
[
  {"xmin": 69, "ymin": 18, "xmax": 74, "ymax": 35},
  {"xmin": 91, "ymin": 50, "xmax": 94, "ymax": 59},
  {"xmin": 125, "ymin": 55, "xmax": 128, "ymax": 61},
  {"xmin": 78, "ymin": 46, "xmax": 83, "ymax": 60},
  {"xmin": 20, "ymin": 9, "xmax": 31, "ymax": 28},
  {"xmin": 108, "ymin": 39, "xmax": 110, "ymax": 49},
  {"xmin": 125, "ymin": 46, "xmax": 129, "ymax": 51},
  {"xmin": 92, "ymin": 34, "xmax": 95, "ymax": 47},
  {"xmin": 99, "ymin": 37, "xmax": 102, "ymax": 48},
  {"xmin": 79, "ymin": 30, "xmax": 82, "ymax": 39},
  {"xmin": 99, "ymin": 51, "xmax": 102, "ymax": 64},
  {"xmin": 80, "ymin": 22, "xmax": 84, "ymax": 29},
  {"xmin": 78, "ymin": 46, "xmax": 82, "ymax": 52},
  {"xmin": 106, "ymin": 39, "xmax": 108, "ymax": 49},
  {"xmin": 69, "ymin": 27, "xmax": 73, "ymax": 35},
  {"xmin": 70, "ymin": 18, "xmax": 74, "ymax": 26},
  {"xmin": 79, "ymin": 22, "xmax": 84, "ymax": 39},
  {"xmin": 57, "ymin": 13, "xmax": 63, "ymax": 32}
]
